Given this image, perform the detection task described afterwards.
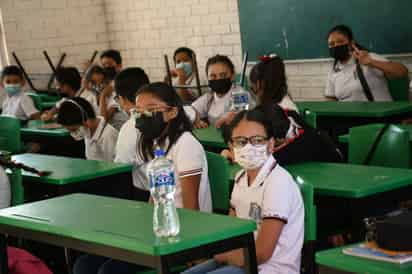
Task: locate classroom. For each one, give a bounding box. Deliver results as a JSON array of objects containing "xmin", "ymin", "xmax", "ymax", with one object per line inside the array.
[{"xmin": 0, "ymin": 0, "xmax": 412, "ymax": 273}]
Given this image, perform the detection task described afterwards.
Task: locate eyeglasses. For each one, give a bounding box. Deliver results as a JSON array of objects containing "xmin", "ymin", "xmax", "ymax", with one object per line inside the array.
[
  {"xmin": 231, "ymin": 135, "xmax": 268, "ymax": 148},
  {"xmin": 135, "ymin": 106, "xmax": 173, "ymax": 119}
]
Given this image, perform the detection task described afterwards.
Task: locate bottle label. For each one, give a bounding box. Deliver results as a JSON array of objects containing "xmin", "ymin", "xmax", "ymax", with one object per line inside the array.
[
  {"xmin": 151, "ymin": 171, "xmax": 175, "ymax": 188},
  {"xmin": 233, "ymin": 94, "xmax": 248, "ymax": 105}
]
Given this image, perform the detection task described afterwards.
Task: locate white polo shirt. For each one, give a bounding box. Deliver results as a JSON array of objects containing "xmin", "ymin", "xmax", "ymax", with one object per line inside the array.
[
  {"xmin": 231, "ymin": 155, "xmax": 304, "ymax": 274},
  {"xmin": 135, "ymin": 132, "xmax": 212, "ymax": 212},
  {"xmin": 85, "ymin": 117, "xmax": 119, "ymax": 162},
  {"xmin": 114, "ymin": 111, "xmax": 142, "ymax": 188},
  {"xmin": 0, "ymin": 167, "xmax": 10, "ymax": 209},
  {"xmin": 192, "ymin": 86, "xmax": 256, "ymax": 126},
  {"xmin": 325, "ymin": 53, "xmax": 393, "ymax": 101},
  {"xmin": 78, "ymin": 89, "xmax": 99, "ymax": 114},
  {"xmin": 2, "ymin": 91, "xmax": 39, "ymax": 120}
]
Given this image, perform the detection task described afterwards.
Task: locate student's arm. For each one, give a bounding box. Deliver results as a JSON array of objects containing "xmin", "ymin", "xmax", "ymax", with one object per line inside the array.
[
  {"xmin": 41, "ymin": 107, "xmax": 58, "ymax": 121},
  {"xmin": 99, "ymin": 85, "xmax": 116, "ymax": 121},
  {"xmin": 192, "ymin": 95, "xmax": 210, "ymax": 128},
  {"xmin": 21, "ymin": 95, "xmax": 41, "ymax": 121},
  {"xmin": 29, "ymin": 112, "xmax": 41, "ymax": 120},
  {"xmin": 180, "ymin": 174, "xmax": 200, "ymax": 210},
  {"xmin": 255, "ymin": 219, "xmax": 284, "ymax": 263},
  {"xmin": 353, "ymin": 45, "xmax": 409, "ymax": 79}
]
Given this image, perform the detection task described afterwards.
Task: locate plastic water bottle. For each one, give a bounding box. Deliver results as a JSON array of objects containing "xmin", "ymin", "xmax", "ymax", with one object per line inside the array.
[
  {"xmin": 147, "ymin": 148, "xmax": 180, "ymax": 237},
  {"xmin": 231, "ymin": 85, "xmax": 250, "ymax": 111}
]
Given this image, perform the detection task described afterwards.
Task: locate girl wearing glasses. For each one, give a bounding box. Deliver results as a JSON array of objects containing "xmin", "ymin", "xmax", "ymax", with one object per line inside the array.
[{"xmin": 183, "ymin": 109, "xmax": 304, "ymax": 274}]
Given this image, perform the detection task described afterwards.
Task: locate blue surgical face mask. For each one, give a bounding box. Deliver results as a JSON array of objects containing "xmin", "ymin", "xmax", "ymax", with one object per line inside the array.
[
  {"xmin": 176, "ymin": 62, "xmax": 192, "ymax": 77},
  {"xmin": 4, "ymin": 84, "xmax": 22, "ymax": 96}
]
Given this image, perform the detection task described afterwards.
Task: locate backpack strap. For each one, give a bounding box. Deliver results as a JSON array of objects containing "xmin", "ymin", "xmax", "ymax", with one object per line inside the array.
[
  {"xmin": 356, "ymin": 60, "xmax": 374, "ymax": 102},
  {"xmin": 363, "ymin": 124, "xmax": 391, "ymax": 165}
]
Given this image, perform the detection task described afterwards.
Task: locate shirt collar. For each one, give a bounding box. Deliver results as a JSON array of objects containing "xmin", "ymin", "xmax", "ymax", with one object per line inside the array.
[
  {"xmin": 337, "ymin": 56, "xmax": 356, "ymax": 70},
  {"xmin": 241, "ymin": 155, "xmax": 277, "ymax": 189}
]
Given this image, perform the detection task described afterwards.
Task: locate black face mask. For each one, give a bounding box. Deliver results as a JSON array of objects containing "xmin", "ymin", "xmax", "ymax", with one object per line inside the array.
[
  {"xmin": 329, "ymin": 44, "xmax": 351, "ymax": 62},
  {"xmin": 135, "ymin": 112, "xmax": 167, "ymax": 140},
  {"xmin": 104, "ymin": 67, "xmax": 117, "ymax": 80},
  {"xmin": 208, "ymin": 78, "xmax": 232, "ymax": 95}
]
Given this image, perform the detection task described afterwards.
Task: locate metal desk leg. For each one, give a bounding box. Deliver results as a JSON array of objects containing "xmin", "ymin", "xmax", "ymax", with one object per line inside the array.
[
  {"xmin": 156, "ymin": 256, "xmax": 171, "ymax": 274},
  {"xmin": 0, "ymin": 234, "xmax": 8, "ymax": 274},
  {"xmin": 243, "ymin": 233, "xmax": 258, "ymax": 274}
]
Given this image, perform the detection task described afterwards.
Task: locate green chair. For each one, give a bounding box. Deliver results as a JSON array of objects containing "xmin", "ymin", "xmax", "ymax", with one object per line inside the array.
[
  {"xmin": 348, "ymin": 124, "xmax": 411, "ymax": 168},
  {"xmin": 387, "ymin": 76, "xmax": 410, "ymax": 101},
  {"xmin": 206, "ymin": 151, "xmax": 231, "ymax": 214},
  {"xmin": 7, "ymin": 168, "xmax": 24, "ymax": 206},
  {"xmin": 27, "ymin": 92, "xmax": 44, "ymax": 111},
  {"xmin": 0, "ymin": 115, "xmax": 22, "ymax": 154},
  {"xmin": 302, "ymin": 109, "xmax": 317, "ymax": 129}
]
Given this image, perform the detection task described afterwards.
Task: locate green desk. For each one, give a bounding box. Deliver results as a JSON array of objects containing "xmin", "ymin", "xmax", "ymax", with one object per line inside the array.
[
  {"xmin": 193, "ymin": 127, "xmax": 227, "ymax": 149},
  {"xmin": 12, "ymin": 154, "xmax": 133, "ymax": 201},
  {"xmin": 38, "ymin": 94, "xmax": 60, "ymax": 102},
  {"xmin": 287, "ymin": 162, "xmax": 412, "ymax": 241},
  {"xmin": 339, "ymin": 124, "xmax": 412, "ymax": 144},
  {"xmin": 297, "ymin": 101, "xmax": 412, "ymax": 135},
  {"xmin": 21, "ymin": 120, "xmax": 69, "ymax": 138},
  {"xmin": 0, "ymin": 194, "xmax": 257, "ymax": 274},
  {"xmin": 316, "ymin": 245, "xmax": 412, "ymax": 274}
]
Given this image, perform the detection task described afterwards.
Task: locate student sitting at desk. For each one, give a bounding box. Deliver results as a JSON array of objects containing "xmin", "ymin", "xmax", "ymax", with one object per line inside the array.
[
  {"xmin": 325, "ymin": 25, "xmax": 408, "ymax": 101},
  {"xmin": 57, "ymin": 97, "xmax": 118, "ymax": 162},
  {"xmin": 183, "ymin": 109, "xmax": 304, "ymax": 274},
  {"xmin": 78, "ymin": 65, "xmax": 106, "ymax": 114},
  {"xmin": 192, "ymin": 55, "xmax": 255, "ymax": 128},
  {"xmin": 98, "ymin": 49, "xmax": 128, "ymax": 131},
  {"xmin": 114, "ymin": 67, "xmax": 150, "ymax": 201},
  {"xmin": 1, "ymin": 65, "xmax": 40, "ymax": 120},
  {"xmin": 73, "ymin": 82, "xmax": 212, "ymax": 274},
  {"xmin": 166, "ymin": 47, "xmax": 200, "ymax": 102},
  {"xmin": 41, "ymin": 67, "xmax": 87, "ymax": 121}
]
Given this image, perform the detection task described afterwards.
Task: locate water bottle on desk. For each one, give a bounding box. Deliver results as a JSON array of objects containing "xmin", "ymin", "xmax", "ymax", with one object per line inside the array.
[
  {"xmin": 147, "ymin": 148, "xmax": 180, "ymax": 238},
  {"xmin": 231, "ymin": 85, "xmax": 250, "ymax": 111}
]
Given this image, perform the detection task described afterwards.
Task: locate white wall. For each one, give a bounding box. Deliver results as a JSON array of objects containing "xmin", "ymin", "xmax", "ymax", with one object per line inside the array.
[
  {"xmin": 1, "ymin": 0, "xmax": 411, "ymax": 100},
  {"xmin": 1, "ymin": 0, "xmax": 109, "ymax": 88}
]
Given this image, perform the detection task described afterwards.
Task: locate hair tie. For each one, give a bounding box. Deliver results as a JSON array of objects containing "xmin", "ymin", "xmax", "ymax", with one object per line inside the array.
[{"xmin": 258, "ymin": 53, "xmax": 278, "ymax": 63}]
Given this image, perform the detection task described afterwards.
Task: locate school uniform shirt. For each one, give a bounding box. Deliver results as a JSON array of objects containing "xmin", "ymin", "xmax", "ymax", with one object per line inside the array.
[
  {"xmin": 0, "ymin": 167, "xmax": 10, "ymax": 209},
  {"xmin": 85, "ymin": 117, "xmax": 119, "ymax": 162},
  {"xmin": 135, "ymin": 132, "xmax": 212, "ymax": 212},
  {"xmin": 231, "ymin": 155, "xmax": 304, "ymax": 274},
  {"xmin": 2, "ymin": 91, "xmax": 38, "ymax": 120},
  {"xmin": 114, "ymin": 111, "xmax": 142, "ymax": 188},
  {"xmin": 192, "ymin": 86, "xmax": 256, "ymax": 125},
  {"xmin": 78, "ymin": 89, "xmax": 99, "ymax": 114},
  {"xmin": 325, "ymin": 53, "xmax": 392, "ymax": 101},
  {"xmin": 55, "ymin": 89, "xmax": 97, "ymax": 110}
]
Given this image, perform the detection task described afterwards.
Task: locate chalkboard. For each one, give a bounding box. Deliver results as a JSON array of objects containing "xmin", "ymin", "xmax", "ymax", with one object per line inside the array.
[{"xmin": 238, "ymin": 0, "xmax": 412, "ymax": 60}]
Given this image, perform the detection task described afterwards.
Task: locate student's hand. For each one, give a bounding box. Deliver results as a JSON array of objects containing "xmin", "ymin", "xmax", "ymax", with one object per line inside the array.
[
  {"xmin": 352, "ymin": 45, "xmax": 373, "ymax": 66},
  {"xmin": 221, "ymin": 149, "xmax": 234, "ymax": 162},
  {"xmin": 101, "ymin": 84, "xmax": 114, "ymax": 98},
  {"xmin": 41, "ymin": 111, "xmax": 54, "ymax": 122},
  {"xmin": 174, "ymin": 68, "xmax": 188, "ymax": 84},
  {"xmin": 194, "ymin": 119, "xmax": 209, "ymax": 129},
  {"xmin": 215, "ymin": 111, "xmax": 237, "ymax": 129}
]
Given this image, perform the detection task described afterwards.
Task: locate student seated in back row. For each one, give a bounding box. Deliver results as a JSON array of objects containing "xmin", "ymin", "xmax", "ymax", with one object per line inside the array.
[
  {"xmin": 57, "ymin": 97, "xmax": 118, "ymax": 162},
  {"xmin": 325, "ymin": 25, "xmax": 408, "ymax": 101},
  {"xmin": 192, "ymin": 54, "xmax": 255, "ymax": 129},
  {"xmin": 183, "ymin": 109, "xmax": 304, "ymax": 274},
  {"xmin": 41, "ymin": 67, "xmax": 87, "ymax": 121},
  {"xmin": 1, "ymin": 65, "xmax": 40, "ymax": 120}
]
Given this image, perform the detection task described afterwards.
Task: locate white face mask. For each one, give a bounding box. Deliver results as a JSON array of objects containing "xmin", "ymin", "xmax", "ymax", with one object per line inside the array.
[
  {"xmin": 70, "ymin": 126, "xmax": 87, "ymax": 141},
  {"xmin": 233, "ymin": 143, "xmax": 269, "ymax": 170}
]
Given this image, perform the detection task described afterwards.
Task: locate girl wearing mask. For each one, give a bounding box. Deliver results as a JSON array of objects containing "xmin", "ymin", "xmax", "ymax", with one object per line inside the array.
[
  {"xmin": 73, "ymin": 82, "xmax": 212, "ymax": 274},
  {"xmin": 192, "ymin": 55, "xmax": 255, "ymax": 128},
  {"xmin": 183, "ymin": 109, "xmax": 304, "ymax": 274},
  {"xmin": 325, "ymin": 25, "xmax": 408, "ymax": 101}
]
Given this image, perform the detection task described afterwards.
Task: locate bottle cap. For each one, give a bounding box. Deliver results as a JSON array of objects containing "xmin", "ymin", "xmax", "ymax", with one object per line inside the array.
[{"xmin": 154, "ymin": 148, "xmax": 165, "ymax": 157}]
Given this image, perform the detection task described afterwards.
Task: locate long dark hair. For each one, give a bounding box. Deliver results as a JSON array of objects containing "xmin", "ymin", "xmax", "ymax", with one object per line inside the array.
[
  {"xmin": 249, "ymin": 56, "xmax": 288, "ymax": 107},
  {"xmin": 137, "ymin": 82, "xmax": 193, "ymax": 161}
]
